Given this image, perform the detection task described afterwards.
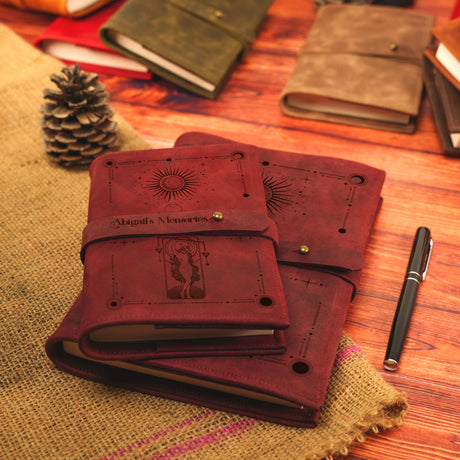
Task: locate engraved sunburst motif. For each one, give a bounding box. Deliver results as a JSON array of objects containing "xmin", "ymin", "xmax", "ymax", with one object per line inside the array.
[
  {"xmin": 263, "ymin": 175, "xmax": 293, "ymax": 214},
  {"xmin": 143, "ymin": 167, "xmax": 199, "ymax": 201}
]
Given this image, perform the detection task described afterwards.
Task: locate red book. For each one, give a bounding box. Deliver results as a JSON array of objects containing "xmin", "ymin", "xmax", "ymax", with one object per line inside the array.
[
  {"xmin": 67, "ymin": 143, "xmax": 289, "ymax": 361},
  {"xmin": 34, "ymin": 0, "xmax": 153, "ymax": 79}
]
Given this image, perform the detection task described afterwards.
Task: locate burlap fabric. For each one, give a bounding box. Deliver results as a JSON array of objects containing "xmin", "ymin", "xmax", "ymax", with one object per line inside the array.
[{"xmin": 0, "ymin": 24, "xmax": 407, "ymax": 459}]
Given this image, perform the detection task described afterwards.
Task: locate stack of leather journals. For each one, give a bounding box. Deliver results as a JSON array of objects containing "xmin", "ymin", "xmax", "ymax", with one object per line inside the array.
[
  {"xmin": 46, "ymin": 134, "xmax": 386, "ymax": 427},
  {"xmin": 424, "ymin": 17, "xmax": 460, "ymax": 157}
]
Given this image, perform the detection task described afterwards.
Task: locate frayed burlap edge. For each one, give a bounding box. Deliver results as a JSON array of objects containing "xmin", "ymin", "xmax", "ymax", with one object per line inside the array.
[{"xmin": 316, "ymin": 334, "xmax": 407, "ymax": 460}]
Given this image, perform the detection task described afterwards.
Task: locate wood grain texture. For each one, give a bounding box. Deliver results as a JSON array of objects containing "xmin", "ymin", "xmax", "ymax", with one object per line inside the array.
[{"xmin": 1, "ymin": 0, "xmax": 459, "ymax": 458}]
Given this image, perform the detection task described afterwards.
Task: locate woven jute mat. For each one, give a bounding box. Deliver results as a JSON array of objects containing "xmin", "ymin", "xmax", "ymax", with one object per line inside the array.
[{"xmin": 0, "ymin": 24, "xmax": 407, "ymax": 460}]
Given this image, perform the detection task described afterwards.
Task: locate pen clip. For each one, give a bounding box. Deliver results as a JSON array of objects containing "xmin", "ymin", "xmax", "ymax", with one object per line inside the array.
[{"xmin": 421, "ymin": 238, "xmax": 433, "ymax": 281}]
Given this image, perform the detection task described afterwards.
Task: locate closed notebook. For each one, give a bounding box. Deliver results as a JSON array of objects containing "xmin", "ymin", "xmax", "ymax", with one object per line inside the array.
[
  {"xmin": 280, "ymin": 4, "xmax": 434, "ymax": 133},
  {"xmin": 33, "ymin": 0, "xmax": 153, "ymax": 80},
  {"xmin": 432, "ymin": 65, "xmax": 460, "ymax": 148},
  {"xmin": 99, "ymin": 0, "xmax": 273, "ymax": 99},
  {"xmin": 423, "ymin": 57, "xmax": 460, "ymax": 157},
  {"xmin": 77, "ymin": 143, "xmax": 289, "ymax": 360},
  {"xmin": 46, "ymin": 137, "xmax": 386, "ymax": 427},
  {"xmin": 0, "ymin": 0, "xmax": 114, "ymax": 16},
  {"xmin": 424, "ymin": 17, "xmax": 460, "ymax": 92}
]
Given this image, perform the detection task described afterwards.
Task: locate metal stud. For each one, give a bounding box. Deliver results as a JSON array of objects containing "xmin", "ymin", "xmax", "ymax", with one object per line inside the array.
[
  {"xmin": 298, "ymin": 245, "xmax": 310, "ymax": 255},
  {"xmin": 389, "ymin": 43, "xmax": 398, "ymax": 51},
  {"xmin": 212, "ymin": 211, "xmax": 224, "ymax": 221}
]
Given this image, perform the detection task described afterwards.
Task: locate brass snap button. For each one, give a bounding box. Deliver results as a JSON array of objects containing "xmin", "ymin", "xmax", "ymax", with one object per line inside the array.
[
  {"xmin": 298, "ymin": 245, "xmax": 310, "ymax": 255},
  {"xmin": 212, "ymin": 211, "xmax": 224, "ymax": 221}
]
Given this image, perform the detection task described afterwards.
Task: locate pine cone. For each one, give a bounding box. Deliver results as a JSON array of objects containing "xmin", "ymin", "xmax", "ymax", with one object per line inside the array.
[{"xmin": 40, "ymin": 64, "xmax": 119, "ymax": 167}]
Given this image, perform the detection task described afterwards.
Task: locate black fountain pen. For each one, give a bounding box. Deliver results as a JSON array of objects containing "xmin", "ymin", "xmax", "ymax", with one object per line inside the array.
[{"xmin": 384, "ymin": 227, "xmax": 433, "ymax": 371}]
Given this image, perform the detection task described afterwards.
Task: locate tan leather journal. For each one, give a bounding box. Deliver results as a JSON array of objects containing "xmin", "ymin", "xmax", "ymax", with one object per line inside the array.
[
  {"xmin": 280, "ymin": 5, "xmax": 434, "ymax": 133},
  {"xmin": 424, "ymin": 17, "xmax": 460, "ymax": 92}
]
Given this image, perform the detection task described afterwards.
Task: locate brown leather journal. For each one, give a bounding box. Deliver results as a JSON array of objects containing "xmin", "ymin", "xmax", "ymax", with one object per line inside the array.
[
  {"xmin": 280, "ymin": 4, "xmax": 434, "ymax": 133},
  {"xmin": 424, "ymin": 17, "xmax": 460, "ymax": 92},
  {"xmin": 77, "ymin": 143, "xmax": 289, "ymax": 360},
  {"xmin": 423, "ymin": 57, "xmax": 460, "ymax": 157}
]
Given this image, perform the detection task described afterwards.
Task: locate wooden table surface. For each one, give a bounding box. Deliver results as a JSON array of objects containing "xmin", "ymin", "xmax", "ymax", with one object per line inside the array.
[{"xmin": 1, "ymin": 1, "xmax": 459, "ymax": 459}]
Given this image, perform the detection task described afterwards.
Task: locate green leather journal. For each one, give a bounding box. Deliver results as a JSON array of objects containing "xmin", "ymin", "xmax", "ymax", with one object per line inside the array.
[{"xmin": 99, "ymin": 0, "xmax": 273, "ymax": 99}]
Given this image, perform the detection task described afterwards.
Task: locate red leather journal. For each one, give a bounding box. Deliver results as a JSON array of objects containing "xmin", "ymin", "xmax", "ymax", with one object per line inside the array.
[
  {"xmin": 47, "ymin": 267, "xmax": 352, "ymax": 427},
  {"xmin": 174, "ymin": 133, "xmax": 384, "ymax": 292},
  {"xmin": 33, "ymin": 1, "xmax": 153, "ymax": 80},
  {"xmin": 46, "ymin": 136, "xmax": 385, "ymax": 427},
  {"xmin": 77, "ymin": 143, "xmax": 289, "ymax": 360}
]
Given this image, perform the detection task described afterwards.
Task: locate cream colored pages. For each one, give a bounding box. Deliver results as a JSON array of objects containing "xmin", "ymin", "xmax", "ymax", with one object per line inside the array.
[
  {"xmin": 287, "ymin": 94, "xmax": 410, "ymax": 125},
  {"xmin": 63, "ymin": 341, "xmax": 300, "ymax": 408},
  {"xmin": 109, "ymin": 31, "xmax": 216, "ymax": 92}
]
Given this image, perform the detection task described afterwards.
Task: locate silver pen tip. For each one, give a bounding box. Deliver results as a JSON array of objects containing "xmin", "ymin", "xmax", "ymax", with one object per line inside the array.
[{"xmin": 383, "ymin": 359, "xmax": 399, "ymax": 372}]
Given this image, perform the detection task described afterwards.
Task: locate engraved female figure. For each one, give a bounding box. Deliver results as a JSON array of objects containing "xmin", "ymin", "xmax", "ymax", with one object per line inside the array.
[{"xmin": 165, "ymin": 238, "xmax": 202, "ymax": 299}]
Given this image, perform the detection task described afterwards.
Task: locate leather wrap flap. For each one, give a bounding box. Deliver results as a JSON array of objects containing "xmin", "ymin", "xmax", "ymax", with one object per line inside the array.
[
  {"xmin": 277, "ymin": 241, "xmax": 365, "ymax": 272},
  {"xmin": 302, "ymin": 4, "xmax": 434, "ymax": 64},
  {"xmin": 81, "ymin": 210, "xmax": 277, "ymax": 261},
  {"xmin": 168, "ymin": 0, "xmax": 273, "ymax": 47}
]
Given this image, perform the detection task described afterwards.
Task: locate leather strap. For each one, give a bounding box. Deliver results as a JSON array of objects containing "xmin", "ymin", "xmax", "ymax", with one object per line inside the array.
[
  {"xmin": 277, "ymin": 241, "xmax": 365, "ymax": 272},
  {"xmin": 276, "ymin": 240, "xmax": 365, "ymax": 298},
  {"xmin": 167, "ymin": 0, "xmax": 271, "ymax": 48},
  {"xmin": 81, "ymin": 209, "xmax": 278, "ymax": 262}
]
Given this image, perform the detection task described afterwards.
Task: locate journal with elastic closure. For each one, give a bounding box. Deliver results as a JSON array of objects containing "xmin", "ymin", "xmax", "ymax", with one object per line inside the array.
[{"xmin": 46, "ymin": 135, "xmax": 385, "ymax": 427}]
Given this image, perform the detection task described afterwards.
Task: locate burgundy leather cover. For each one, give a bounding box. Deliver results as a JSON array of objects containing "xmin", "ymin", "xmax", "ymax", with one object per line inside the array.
[
  {"xmin": 46, "ymin": 136, "xmax": 385, "ymax": 427},
  {"xmin": 78, "ymin": 143, "xmax": 289, "ymax": 360},
  {"xmin": 47, "ymin": 267, "xmax": 351, "ymax": 427},
  {"xmin": 174, "ymin": 132, "xmax": 384, "ymax": 293}
]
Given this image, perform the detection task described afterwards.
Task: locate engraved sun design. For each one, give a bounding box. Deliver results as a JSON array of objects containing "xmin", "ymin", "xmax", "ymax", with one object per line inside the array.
[
  {"xmin": 263, "ymin": 175, "xmax": 293, "ymax": 214},
  {"xmin": 143, "ymin": 167, "xmax": 199, "ymax": 201}
]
